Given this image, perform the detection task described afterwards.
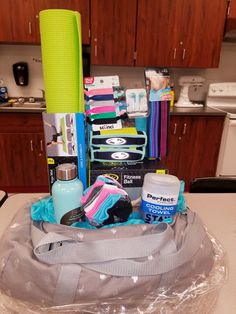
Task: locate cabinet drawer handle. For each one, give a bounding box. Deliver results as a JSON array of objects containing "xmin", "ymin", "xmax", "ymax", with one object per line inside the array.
[
  {"xmin": 173, "ymin": 48, "xmax": 177, "ymax": 60},
  {"xmin": 182, "ymin": 48, "xmax": 186, "ymax": 60},
  {"xmin": 30, "ymin": 140, "xmax": 34, "ymax": 151},
  {"xmin": 182, "ymin": 123, "xmax": 187, "ymax": 135},
  {"xmin": 28, "ymin": 22, "xmax": 32, "ymax": 35},
  {"xmin": 94, "ymin": 38, "xmax": 98, "ymax": 57},
  {"xmin": 173, "ymin": 123, "xmax": 177, "ymax": 135},
  {"xmin": 40, "ymin": 140, "xmax": 43, "ymax": 152},
  {"xmin": 94, "ymin": 45, "xmax": 98, "ymax": 57}
]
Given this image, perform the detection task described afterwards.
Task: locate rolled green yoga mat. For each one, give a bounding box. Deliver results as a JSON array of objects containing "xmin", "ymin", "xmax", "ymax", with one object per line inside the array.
[{"xmin": 40, "ymin": 9, "xmax": 84, "ymax": 113}]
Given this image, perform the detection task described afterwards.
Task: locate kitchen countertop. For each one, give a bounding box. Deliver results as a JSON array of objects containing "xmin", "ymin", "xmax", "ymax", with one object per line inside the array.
[
  {"xmin": 184, "ymin": 193, "xmax": 236, "ymax": 314},
  {"xmin": 0, "ymin": 98, "xmax": 46, "ymax": 113},
  {"xmin": 0, "ymin": 107, "xmax": 46, "ymax": 113},
  {"xmin": 0, "ymin": 104, "xmax": 46, "ymax": 113},
  {"xmin": 0, "ymin": 105, "xmax": 226, "ymax": 116}
]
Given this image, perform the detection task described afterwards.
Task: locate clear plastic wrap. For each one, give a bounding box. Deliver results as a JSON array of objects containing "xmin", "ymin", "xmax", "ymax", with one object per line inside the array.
[{"xmin": 0, "ymin": 232, "xmax": 227, "ymax": 314}]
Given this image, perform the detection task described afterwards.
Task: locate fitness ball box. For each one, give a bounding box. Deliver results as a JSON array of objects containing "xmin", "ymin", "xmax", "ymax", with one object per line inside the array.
[{"xmin": 89, "ymin": 159, "xmax": 168, "ymax": 200}]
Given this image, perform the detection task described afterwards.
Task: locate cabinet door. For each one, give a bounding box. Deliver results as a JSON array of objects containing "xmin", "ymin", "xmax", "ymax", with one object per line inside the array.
[
  {"xmin": 0, "ymin": 133, "xmax": 49, "ymax": 192},
  {"xmin": 178, "ymin": 116, "xmax": 224, "ymax": 186},
  {"xmin": 135, "ymin": 0, "xmax": 183, "ymax": 67},
  {"xmin": 163, "ymin": 115, "xmax": 195, "ymax": 185},
  {"xmin": 226, "ymin": 0, "xmax": 236, "ymax": 32},
  {"xmin": 189, "ymin": 116, "xmax": 224, "ymax": 178},
  {"xmin": 180, "ymin": 0, "xmax": 227, "ymax": 68},
  {"xmin": 162, "ymin": 115, "xmax": 182, "ymax": 176},
  {"xmin": 0, "ymin": 1, "xmax": 13, "ymax": 42},
  {"xmin": 9, "ymin": 0, "xmax": 37, "ymax": 43},
  {"xmin": 163, "ymin": 115, "xmax": 224, "ymax": 189},
  {"xmin": 0, "ymin": 133, "xmax": 28, "ymax": 188},
  {"xmin": 0, "ymin": 134, "xmax": 10, "ymax": 187},
  {"xmin": 24, "ymin": 133, "xmax": 49, "ymax": 188},
  {"xmin": 136, "ymin": 0, "xmax": 227, "ymax": 68},
  {"xmin": 91, "ymin": 0, "xmax": 137, "ymax": 65},
  {"xmin": 176, "ymin": 116, "xmax": 201, "ymax": 185},
  {"xmin": 228, "ymin": 0, "xmax": 236, "ymax": 18},
  {"xmin": 34, "ymin": 0, "xmax": 90, "ymax": 44}
]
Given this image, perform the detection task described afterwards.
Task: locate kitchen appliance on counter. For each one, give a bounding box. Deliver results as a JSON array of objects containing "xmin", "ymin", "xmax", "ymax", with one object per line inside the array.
[
  {"xmin": 12, "ymin": 62, "xmax": 29, "ymax": 86},
  {"xmin": 175, "ymin": 76, "xmax": 204, "ymax": 108},
  {"xmin": 206, "ymin": 82, "xmax": 236, "ymax": 177}
]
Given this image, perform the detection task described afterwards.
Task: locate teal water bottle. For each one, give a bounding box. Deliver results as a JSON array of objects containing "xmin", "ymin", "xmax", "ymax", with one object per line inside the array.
[{"xmin": 52, "ymin": 163, "xmax": 85, "ymax": 225}]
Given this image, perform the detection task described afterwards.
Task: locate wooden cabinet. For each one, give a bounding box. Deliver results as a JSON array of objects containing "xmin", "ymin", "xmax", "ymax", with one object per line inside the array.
[
  {"xmin": 34, "ymin": 0, "xmax": 90, "ymax": 44},
  {"xmin": 0, "ymin": 113, "xmax": 49, "ymax": 193},
  {"xmin": 90, "ymin": 0, "xmax": 227, "ymax": 67},
  {"xmin": 0, "ymin": 0, "xmax": 90, "ymax": 45},
  {"xmin": 135, "ymin": 0, "xmax": 227, "ymax": 68},
  {"xmin": 0, "ymin": 1, "xmax": 13, "ymax": 42},
  {"xmin": 135, "ymin": 0, "xmax": 182, "ymax": 67},
  {"xmin": 10, "ymin": 0, "xmax": 37, "ymax": 44},
  {"xmin": 0, "ymin": 1, "xmax": 229, "ymax": 66},
  {"xmin": 228, "ymin": 0, "xmax": 236, "ymax": 18},
  {"xmin": 180, "ymin": 0, "xmax": 227, "ymax": 67},
  {"xmin": 90, "ymin": 0, "xmax": 137, "ymax": 65},
  {"xmin": 225, "ymin": 0, "xmax": 236, "ymax": 33},
  {"xmin": 0, "ymin": 135, "xmax": 9, "ymax": 186},
  {"xmin": 0, "ymin": 0, "xmax": 38, "ymax": 44},
  {"xmin": 162, "ymin": 115, "xmax": 225, "ymax": 189}
]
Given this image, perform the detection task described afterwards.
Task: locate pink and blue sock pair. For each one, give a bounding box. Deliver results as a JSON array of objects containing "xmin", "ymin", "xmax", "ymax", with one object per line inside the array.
[{"xmin": 81, "ymin": 175, "xmax": 132, "ymax": 227}]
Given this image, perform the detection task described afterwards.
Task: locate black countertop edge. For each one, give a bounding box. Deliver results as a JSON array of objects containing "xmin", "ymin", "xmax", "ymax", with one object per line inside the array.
[
  {"xmin": 170, "ymin": 106, "xmax": 227, "ymax": 116},
  {"xmin": 0, "ymin": 106, "xmax": 226, "ymax": 116},
  {"xmin": 0, "ymin": 108, "xmax": 46, "ymax": 113}
]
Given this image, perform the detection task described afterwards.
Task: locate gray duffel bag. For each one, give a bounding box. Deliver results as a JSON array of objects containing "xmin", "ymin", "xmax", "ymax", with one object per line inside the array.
[{"xmin": 0, "ymin": 202, "xmax": 214, "ymax": 307}]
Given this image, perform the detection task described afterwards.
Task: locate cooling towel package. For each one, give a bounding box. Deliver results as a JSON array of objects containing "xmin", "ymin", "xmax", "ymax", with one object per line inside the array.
[{"xmin": 40, "ymin": 9, "xmax": 84, "ymax": 113}]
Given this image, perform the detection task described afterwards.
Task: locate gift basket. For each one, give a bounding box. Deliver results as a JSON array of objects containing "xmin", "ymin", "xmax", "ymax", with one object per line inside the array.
[{"xmin": 0, "ymin": 175, "xmax": 227, "ymax": 314}]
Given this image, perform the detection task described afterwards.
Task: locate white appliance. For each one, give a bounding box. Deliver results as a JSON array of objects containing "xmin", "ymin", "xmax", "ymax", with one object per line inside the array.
[
  {"xmin": 175, "ymin": 76, "xmax": 204, "ymax": 107},
  {"xmin": 206, "ymin": 82, "xmax": 236, "ymax": 177}
]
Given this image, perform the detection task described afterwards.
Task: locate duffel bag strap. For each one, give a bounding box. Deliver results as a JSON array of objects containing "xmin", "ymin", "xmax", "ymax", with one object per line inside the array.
[
  {"xmin": 32, "ymin": 210, "xmax": 207, "ymax": 276},
  {"xmin": 32, "ymin": 221, "xmax": 177, "ymax": 263}
]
